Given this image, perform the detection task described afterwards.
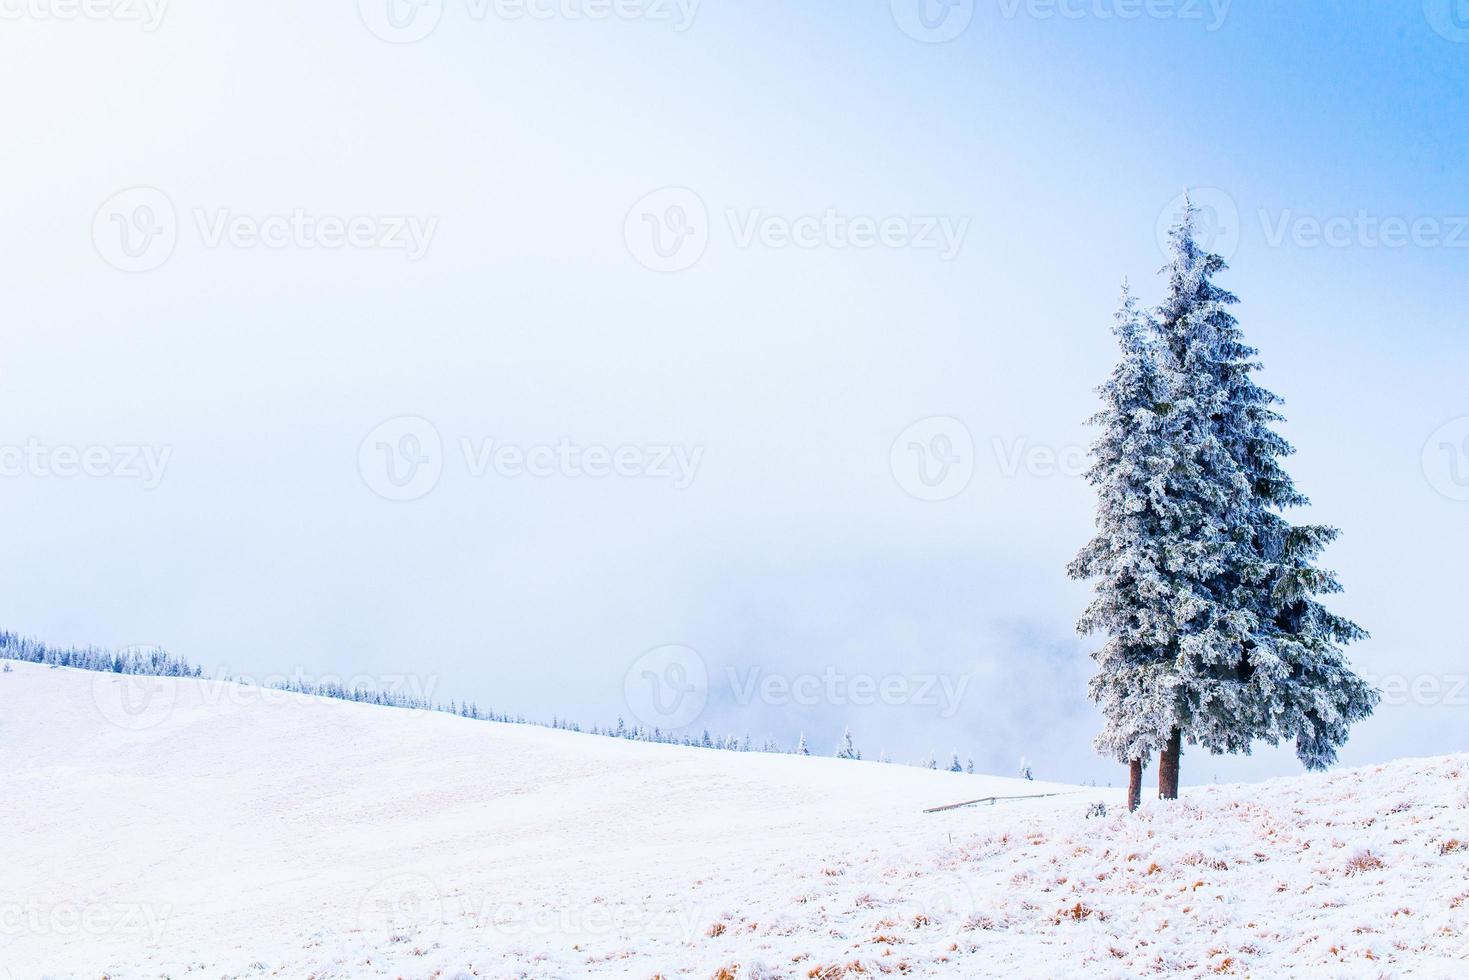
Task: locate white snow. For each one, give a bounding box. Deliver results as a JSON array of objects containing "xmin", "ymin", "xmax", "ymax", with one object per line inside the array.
[{"xmin": 2, "ymin": 661, "xmax": 1466, "ymax": 978}]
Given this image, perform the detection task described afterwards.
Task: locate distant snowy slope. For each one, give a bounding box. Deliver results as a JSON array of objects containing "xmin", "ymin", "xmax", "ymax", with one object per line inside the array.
[{"xmin": 2, "ymin": 661, "xmax": 1466, "ymax": 978}]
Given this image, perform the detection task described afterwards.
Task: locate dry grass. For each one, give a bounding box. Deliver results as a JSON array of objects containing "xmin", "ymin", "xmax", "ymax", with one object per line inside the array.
[
  {"xmin": 1054, "ymin": 902, "xmax": 1102, "ymax": 923},
  {"xmin": 1181, "ymin": 851, "xmax": 1230, "ymax": 871},
  {"xmin": 1344, "ymin": 850, "xmax": 1386, "ymax": 876},
  {"xmin": 806, "ymin": 963, "xmax": 871, "ymax": 979}
]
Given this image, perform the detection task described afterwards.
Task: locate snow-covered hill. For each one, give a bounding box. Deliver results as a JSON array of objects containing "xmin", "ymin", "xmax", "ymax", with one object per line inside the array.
[{"xmin": 1, "ymin": 661, "xmax": 1465, "ymax": 979}]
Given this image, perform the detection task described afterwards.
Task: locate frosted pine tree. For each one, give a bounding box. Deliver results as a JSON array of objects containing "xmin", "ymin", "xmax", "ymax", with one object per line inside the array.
[
  {"xmin": 796, "ymin": 732, "xmax": 809, "ymax": 756},
  {"xmin": 1152, "ymin": 201, "xmax": 1376, "ymax": 780},
  {"xmin": 1069, "ymin": 283, "xmax": 1181, "ymax": 807},
  {"xmin": 835, "ymin": 727, "xmax": 860, "ymax": 760}
]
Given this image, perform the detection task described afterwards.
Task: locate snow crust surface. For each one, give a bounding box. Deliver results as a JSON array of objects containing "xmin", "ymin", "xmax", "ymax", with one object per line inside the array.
[{"xmin": 2, "ymin": 662, "xmax": 1466, "ymax": 978}]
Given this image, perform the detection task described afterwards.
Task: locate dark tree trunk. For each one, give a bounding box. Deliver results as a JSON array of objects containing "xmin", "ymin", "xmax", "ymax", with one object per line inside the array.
[
  {"xmin": 1127, "ymin": 758, "xmax": 1143, "ymax": 812},
  {"xmin": 1158, "ymin": 728, "xmax": 1182, "ymax": 800}
]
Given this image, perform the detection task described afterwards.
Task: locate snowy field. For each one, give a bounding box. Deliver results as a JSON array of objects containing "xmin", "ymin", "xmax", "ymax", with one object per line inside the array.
[{"xmin": 2, "ymin": 660, "xmax": 1466, "ymax": 979}]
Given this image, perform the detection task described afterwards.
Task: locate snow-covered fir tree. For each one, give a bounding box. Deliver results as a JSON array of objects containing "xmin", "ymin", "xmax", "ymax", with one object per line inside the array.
[
  {"xmin": 949, "ymin": 752, "xmax": 963, "ymax": 773},
  {"xmin": 796, "ymin": 732, "xmax": 810, "ymax": 756},
  {"xmin": 1069, "ymin": 283, "xmax": 1182, "ymax": 781},
  {"xmin": 1072, "ymin": 199, "xmax": 1378, "ymax": 796},
  {"xmin": 834, "ymin": 727, "xmax": 860, "ymax": 760},
  {"xmin": 1149, "ymin": 200, "xmax": 1376, "ymax": 776}
]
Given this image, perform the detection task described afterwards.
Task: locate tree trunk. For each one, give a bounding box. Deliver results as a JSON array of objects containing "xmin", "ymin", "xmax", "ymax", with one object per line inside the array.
[
  {"xmin": 1127, "ymin": 758, "xmax": 1143, "ymax": 812},
  {"xmin": 1158, "ymin": 728, "xmax": 1182, "ymax": 800}
]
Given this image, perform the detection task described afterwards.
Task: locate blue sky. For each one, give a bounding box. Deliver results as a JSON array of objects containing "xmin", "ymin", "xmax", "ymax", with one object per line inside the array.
[{"xmin": 2, "ymin": 1, "xmax": 1466, "ymax": 785}]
